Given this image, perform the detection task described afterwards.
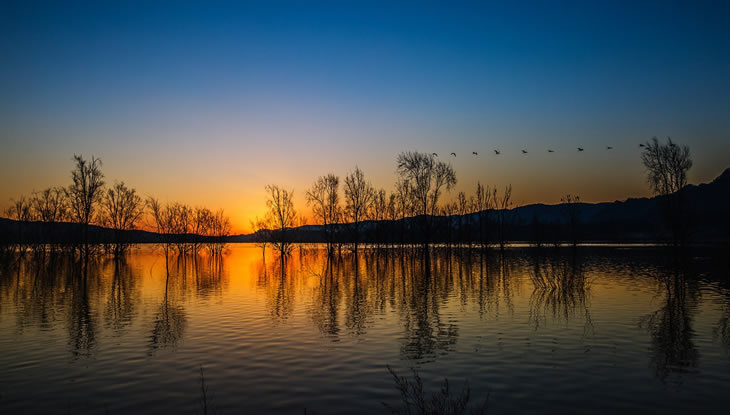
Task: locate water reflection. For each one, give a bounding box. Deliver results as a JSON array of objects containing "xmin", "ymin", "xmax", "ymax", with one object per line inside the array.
[
  {"xmin": 149, "ymin": 255, "xmax": 187, "ymax": 354},
  {"xmin": 67, "ymin": 260, "xmax": 96, "ymax": 358},
  {"xmin": 104, "ymin": 258, "xmax": 138, "ymax": 335},
  {"xmin": 0, "ymin": 245, "xmax": 728, "ymax": 399},
  {"xmin": 640, "ymin": 266, "xmax": 699, "ymax": 381},
  {"xmin": 528, "ymin": 251, "xmax": 593, "ymax": 334}
]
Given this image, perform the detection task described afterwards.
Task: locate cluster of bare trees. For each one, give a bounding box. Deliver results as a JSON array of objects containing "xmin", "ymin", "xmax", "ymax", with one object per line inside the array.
[
  {"xmin": 3, "ymin": 154, "xmax": 231, "ymax": 258},
  {"xmin": 641, "ymin": 137, "xmax": 693, "ymax": 247},
  {"xmin": 258, "ymin": 151, "xmax": 516, "ymax": 257},
  {"xmin": 147, "ymin": 199, "xmax": 231, "ymax": 258}
]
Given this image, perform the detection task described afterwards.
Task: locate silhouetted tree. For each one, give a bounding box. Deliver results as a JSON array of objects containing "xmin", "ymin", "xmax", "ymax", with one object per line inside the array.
[
  {"xmin": 264, "ymin": 184, "xmax": 297, "ymax": 255},
  {"xmin": 394, "ymin": 179, "xmax": 413, "ymax": 245},
  {"xmin": 306, "ymin": 174, "xmax": 341, "ymax": 256},
  {"xmin": 473, "ymin": 182, "xmax": 492, "ymax": 249},
  {"xmin": 396, "ymin": 151, "xmax": 456, "ymax": 246},
  {"xmin": 560, "ymin": 194, "xmax": 581, "ymax": 247},
  {"xmin": 641, "ymin": 137, "xmax": 693, "ymax": 246},
  {"xmin": 147, "ymin": 197, "xmax": 174, "ymax": 258},
  {"xmin": 344, "ymin": 166, "xmax": 374, "ymax": 250},
  {"xmin": 370, "ymin": 188, "xmax": 387, "ymax": 247},
  {"xmin": 100, "ymin": 182, "xmax": 144, "ymax": 255},
  {"xmin": 29, "ymin": 187, "xmax": 68, "ymax": 251},
  {"xmin": 191, "ymin": 207, "xmax": 212, "ymax": 254},
  {"xmin": 496, "ymin": 185, "xmax": 512, "ymax": 250},
  {"xmin": 5, "ymin": 196, "xmax": 32, "ymax": 253},
  {"xmin": 250, "ymin": 215, "xmax": 272, "ymax": 259},
  {"xmin": 65, "ymin": 154, "xmax": 105, "ymax": 256},
  {"xmin": 456, "ymin": 191, "xmax": 473, "ymax": 249},
  {"xmin": 207, "ymin": 209, "xmax": 231, "ymax": 255}
]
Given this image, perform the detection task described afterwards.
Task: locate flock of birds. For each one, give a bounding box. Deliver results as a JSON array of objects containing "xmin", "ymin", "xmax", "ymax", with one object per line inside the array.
[{"xmin": 429, "ymin": 144, "xmax": 651, "ymax": 158}]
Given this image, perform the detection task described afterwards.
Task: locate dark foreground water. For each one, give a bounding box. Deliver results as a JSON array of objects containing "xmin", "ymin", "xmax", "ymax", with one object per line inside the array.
[{"xmin": 0, "ymin": 245, "xmax": 729, "ymax": 414}]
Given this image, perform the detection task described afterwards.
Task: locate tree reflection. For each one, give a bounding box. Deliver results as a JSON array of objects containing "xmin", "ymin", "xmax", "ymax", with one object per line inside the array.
[
  {"xmin": 67, "ymin": 259, "xmax": 97, "ymax": 358},
  {"xmin": 260, "ymin": 254, "xmax": 295, "ymax": 322},
  {"xmin": 528, "ymin": 251, "xmax": 592, "ymax": 334},
  {"xmin": 640, "ymin": 267, "xmax": 699, "ymax": 381},
  {"xmin": 148, "ymin": 255, "xmax": 187, "ymax": 354},
  {"xmin": 104, "ymin": 257, "xmax": 138, "ymax": 334}
]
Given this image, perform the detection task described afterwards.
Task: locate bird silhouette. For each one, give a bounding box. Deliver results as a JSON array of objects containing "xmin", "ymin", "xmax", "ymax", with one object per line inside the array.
[
  {"xmin": 494, "ymin": 150, "xmax": 500, "ymax": 155},
  {"xmin": 472, "ymin": 151, "xmax": 478, "ymax": 155},
  {"xmin": 522, "ymin": 150, "xmax": 528, "ymax": 154},
  {"xmin": 578, "ymin": 147, "xmax": 584, "ymax": 151},
  {"xmin": 450, "ymin": 152, "xmax": 456, "ymax": 157},
  {"xmin": 606, "ymin": 146, "xmax": 613, "ymax": 150},
  {"xmin": 639, "ymin": 143, "xmax": 645, "ymax": 148},
  {"xmin": 548, "ymin": 149, "xmax": 554, "ymax": 153},
  {"xmin": 432, "ymin": 153, "xmax": 438, "ymax": 157}
]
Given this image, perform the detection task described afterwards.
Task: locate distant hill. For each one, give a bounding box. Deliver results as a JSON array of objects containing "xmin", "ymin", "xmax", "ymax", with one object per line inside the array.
[{"xmin": 2, "ymin": 168, "xmax": 729, "ymax": 245}]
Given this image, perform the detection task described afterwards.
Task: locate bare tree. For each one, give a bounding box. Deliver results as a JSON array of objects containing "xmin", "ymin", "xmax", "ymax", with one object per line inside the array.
[
  {"xmin": 250, "ymin": 215, "xmax": 272, "ymax": 259},
  {"xmin": 30, "ymin": 187, "xmax": 68, "ymax": 224},
  {"xmin": 386, "ymin": 193, "xmax": 398, "ymax": 247},
  {"xmin": 66, "ymin": 154, "xmax": 105, "ymax": 256},
  {"xmin": 496, "ymin": 185, "xmax": 513, "ymax": 250},
  {"xmin": 306, "ymin": 174, "xmax": 341, "ymax": 256},
  {"xmin": 370, "ymin": 188, "xmax": 387, "ymax": 247},
  {"xmin": 641, "ymin": 137, "xmax": 693, "ymax": 246},
  {"xmin": 5, "ymin": 196, "xmax": 32, "ymax": 252},
  {"xmin": 394, "ymin": 179, "xmax": 413, "ymax": 245},
  {"xmin": 560, "ymin": 194, "xmax": 581, "ymax": 247},
  {"xmin": 147, "ymin": 197, "xmax": 174, "ymax": 258},
  {"xmin": 191, "ymin": 207, "xmax": 213, "ymax": 255},
  {"xmin": 396, "ymin": 151, "xmax": 456, "ymax": 245},
  {"xmin": 99, "ymin": 182, "xmax": 144, "ymax": 255},
  {"xmin": 473, "ymin": 182, "xmax": 492, "ymax": 249},
  {"xmin": 29, "ymin": 187, "xmax": 67, "ymax": 252},
  {"xmin": 456, "ymin": 191, "xmax": 473, "ymax": 248},
  {"xmin": 208, "ymin": 209, "xmax": 231, "ymax": 256},
  {"xmin": 264, "ymin": 185, "xmax": 297, "ymax": 255},
  {"xmin": 344, "ymin": 166, "xmax": 375, "ymax": 250}
]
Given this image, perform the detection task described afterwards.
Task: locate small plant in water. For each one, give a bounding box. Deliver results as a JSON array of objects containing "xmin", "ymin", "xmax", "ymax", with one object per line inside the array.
[{"xmin": 384, "ymin": 365, "xmax": 488, "ymax": 415}]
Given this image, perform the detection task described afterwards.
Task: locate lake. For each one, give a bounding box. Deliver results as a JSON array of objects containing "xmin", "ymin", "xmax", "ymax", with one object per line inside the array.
[{"xmin": 1, "ymin": 245, "xmax": 729, "ymax": 414}]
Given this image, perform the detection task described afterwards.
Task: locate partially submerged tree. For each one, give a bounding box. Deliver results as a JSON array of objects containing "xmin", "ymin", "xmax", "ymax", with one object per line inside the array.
[
  {"xmin": 100, "ymin": 181, "xmax": 144, "ymax": 255},
  {"xmin": 306, "ymin": 174, "xmax": 341, "ymax": 255},
  {"xmin": 5, "ymin": 196, "xmax": 32, "ymax": 252},
  {"xmin": 250, "ymin": 215, "xmax": 272, "ymax": 259},
  {"xmin": 473, "ymin": 182, "xmax": 492, "ymax": 249},
  {"xmin": 66, "ymin": 154, "xmax": 105, "ymax": 256},
  {"xmin": 344, "ymin": 166, "xmax": 375, "ymax": 249},
  {"xmin": 396, "ymin": 151, "xmax": 456, "ymax": 246},
  {"xmin": 641, "ymin": 137, "xmax": 693, "ymax": 246},
  {"xmin": 264, "ymin": 185, "xmax": 297, "ymax": 255},
  {"xmin": 147, "ymin": 197, "xmax": 174, "ymax": 258},
  {"xmin": 560, "ymin": 194, "xmax": 581, "ymax": 247},
  {"xmin": 495, "ymin": 185, "xmax": 512, "ymax": 250}
]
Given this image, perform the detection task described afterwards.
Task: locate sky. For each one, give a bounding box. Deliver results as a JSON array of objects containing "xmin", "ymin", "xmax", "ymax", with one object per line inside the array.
[{"xmin": 1, "ymin": 1, "xmax": 729, "ymax": 233}]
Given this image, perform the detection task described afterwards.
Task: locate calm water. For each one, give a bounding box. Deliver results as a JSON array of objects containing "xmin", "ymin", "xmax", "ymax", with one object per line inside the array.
[{"xmin": 1, "ymin": 245, "xmax": 729, "ymax": 414}]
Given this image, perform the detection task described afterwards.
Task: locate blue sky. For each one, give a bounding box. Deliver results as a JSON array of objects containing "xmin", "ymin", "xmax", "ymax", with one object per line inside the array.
[{"xmin": 2, "ymin": 1, "xmax": 729, "ymax": 230}]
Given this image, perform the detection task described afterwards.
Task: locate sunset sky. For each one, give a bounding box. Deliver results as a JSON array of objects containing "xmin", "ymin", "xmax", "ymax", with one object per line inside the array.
[{"xmin": 2, "ymin": 1, "xmax": 729, "ymax": 233}]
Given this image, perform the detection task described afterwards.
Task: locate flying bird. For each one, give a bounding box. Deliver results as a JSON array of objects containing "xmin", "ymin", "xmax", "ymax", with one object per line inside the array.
[
  {"xmin": 548, "ymin": 149, "xmax": 554, "ymax": 153},
  {"xmin": 432, "ymin": 153, "xmax": 438, "ymax": 157},
  {"xmin": 639, "ymin": 143, "xmax": 645, "ymax": 147},
  {"xmin": 472, "ymin": 151, "xmax": 478, "ymax": 155},
  {"xmin": 606, "ymin": 146, "xmax": 613, "ymax": 150},
  {"xmin": 494, "ymin": 150, "xmax": 500, "ymax": 155},
  {"xmin": 450, "ymin": 152, "xmax": 456, "ymax": 157},
  {"xmin": 578, "ymin": 147, "xmax": 584, "ymax": 151},
  {"xmin": 522, "ymin": 150, "xmax": 528, "ymax": 154}
]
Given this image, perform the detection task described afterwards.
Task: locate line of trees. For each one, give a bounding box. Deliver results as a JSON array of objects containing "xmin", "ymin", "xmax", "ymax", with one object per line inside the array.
[
  {"xmin": 3, "ymin": 154, "xmax": 231, "ymax": 258},
  {"xmin": 258, "ymin": 151, "xmax": 519, "ymax": 256}
]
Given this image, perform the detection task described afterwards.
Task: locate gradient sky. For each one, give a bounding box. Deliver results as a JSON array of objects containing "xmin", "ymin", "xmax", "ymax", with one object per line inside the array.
[{"xmin": 2, "ymin": 1, "xmax": 729, "ymax": 233}]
